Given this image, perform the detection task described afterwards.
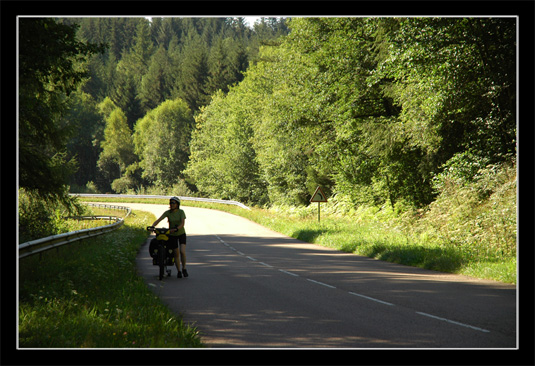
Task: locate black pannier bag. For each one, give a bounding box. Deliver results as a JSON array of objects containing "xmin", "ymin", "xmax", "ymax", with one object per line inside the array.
[
  {"xmin": 149, "ymin": 238, "xmax": 175, "ymax": 266},
  {"xmin": 149, "ymin": 238, "xmax": 159, "ymax": 258}
]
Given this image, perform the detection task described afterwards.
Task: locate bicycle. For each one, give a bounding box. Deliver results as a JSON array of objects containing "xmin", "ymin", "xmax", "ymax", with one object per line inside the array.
[{"xmin": 146, "ymin": 226, "xmax": 175, "ymax": 280}]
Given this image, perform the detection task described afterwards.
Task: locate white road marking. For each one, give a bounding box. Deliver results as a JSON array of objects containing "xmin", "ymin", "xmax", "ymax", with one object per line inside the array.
[
  {"xmin": 416, "ymin": 312, "xmax": 490, "ymax": 333},
  {"xmin": 348, "ymin": 291, "xmax": 394, "ymax": 306},
  {"xmin": 307, "ymin": 278, "xmax": 336, "ymax": 289},
  {"xmin": 279, "ymin": 269, "xmax": 299, "ymax": 277},
  {"xmin": 214, "ymin": 234, "xmax": 490, "ymax": 334}
]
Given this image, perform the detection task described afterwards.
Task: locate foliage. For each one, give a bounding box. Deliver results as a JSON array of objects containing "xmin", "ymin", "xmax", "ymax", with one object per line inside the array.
[
  {"xmin": 185, "ymin": 17, "xmax": 516, "ymax": 211},
  {"xmin": 139, "ymin": 44, "xmax": 174, "ymax": 111},
  {"xmin": 185, "ymin": 90, "xmax": 267, "ymax": 204},
  {"xmin": 18, "ymin": 189, "xmax": 85, "ymax": 243},
  {"xmin": 421, "ymin": 158, "xmax": 517, "ymax": 259},
  {"xmin": 374, "ymin": 18, "xmax": 516, "ymax": 167},
  {"xmin": 96, "ymin": 100, "xmax": 136, "ymax": 192},
  {"xmin": 19, "ymin": 18, "xmax": 106, "ymax": 206},
  {"xmin": 133, "ymin": 98, "xmax": 194, "ymax": 188},
  {"xmin": 64, "ymin": 89, "xmax": 105, "ymax": 188}
]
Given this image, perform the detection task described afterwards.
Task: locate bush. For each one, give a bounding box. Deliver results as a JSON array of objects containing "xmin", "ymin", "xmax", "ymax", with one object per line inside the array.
[
  {"xmin": 420, "ymin": 159, "xmax": 516, "ymax": 259},
  {"xmin": 111, "ymin": 176, "xmax": 136, "ymax": 194},
  {"xmin": 19, "ymin": 189, "xmax": 87, "ymax": 243},
  {"xmin": 19, "ymin": 190, "xmax": 56, "ymax": 242}
]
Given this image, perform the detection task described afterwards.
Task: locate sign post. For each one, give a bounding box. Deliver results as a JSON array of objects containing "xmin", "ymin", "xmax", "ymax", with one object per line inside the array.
[{"xmin": 310, "ymin": 186, "xmax": 328, "ymax": 223}]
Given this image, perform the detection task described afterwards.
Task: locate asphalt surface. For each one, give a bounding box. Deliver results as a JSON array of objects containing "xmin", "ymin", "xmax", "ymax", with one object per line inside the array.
[{"xmin": 121, "ymin": 203, "xmax": 516, "ymax": 349}]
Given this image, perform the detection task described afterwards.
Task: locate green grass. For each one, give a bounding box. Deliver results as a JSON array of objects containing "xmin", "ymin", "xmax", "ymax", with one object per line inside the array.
[
  {"xmin": 18, "ymin": 209, "xmax": 204, "ymax": 348},
  {"xmin": 262, "ymin": 210, "xmax": 515, "ymax": 284}
]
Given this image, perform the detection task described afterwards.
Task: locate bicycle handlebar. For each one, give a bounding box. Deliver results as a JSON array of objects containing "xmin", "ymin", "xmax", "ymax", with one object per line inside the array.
[
  {"xmin": 147, "ymin": 226, "xmax": 178, "ymax": 232},
  {"xmin": 147, "ymin": 226, "xmax": 169, "ymax": 232}
]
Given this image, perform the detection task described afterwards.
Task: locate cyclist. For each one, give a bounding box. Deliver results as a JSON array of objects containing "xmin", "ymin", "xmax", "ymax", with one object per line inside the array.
[{"xmin": 150, "ymin": 196, "xmax": 188, "ymax": 278}]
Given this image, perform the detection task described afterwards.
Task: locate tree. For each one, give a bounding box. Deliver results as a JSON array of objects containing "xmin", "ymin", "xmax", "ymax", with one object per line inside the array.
[
  {"xmin": 131, "ymin": 19, "xmax": 154, "ymax": 70},
  {"xmin": 96, "ymin": 104, "xmax": 136, "ymax": 192},
  {"xmin": 244, "ymin": 44, "xmax": 320, "ymax": 205},
  {"xmin": 19, "ymin": 18, "xmax": 105, "ymax": 204},
  {"xmin": 108, "ymin": 20, "xmax": 154, "ymax": 127},
  {"xmin": 272, "ymin": 17, "xmax": 516, "ymax": 208},
  {"xmin": 64, "ymin": 89, "xmax": 105, "ymax": 189},
  {"xmin": 206, "ymin": 36, "xmax": 249, "ymax": 95},
  {"xmin": 185, "ymin": 17, "xmax": 516, "ymax": 210},
  {"xmin": 176, "ymin": 33, "xmax": 210, "ymax": 112},
  {"xmin": 185, "ymin": 90, "xmax": 267, "ymax": 204},
  {"xmin": 134, "ymin": 99, "xmax": 194, "ymax": 188},
  {"xmin": 139, "ymin": 44, "xmax": 173, "ymax": 111},
  {"xmin": 110, "ymin": 50, "xmax": 144, "ymax": 129},
  {"xmin": 206, "ymin": 35, "xmax": 232, "ymax": 94},
  {"xmin": 374, "ymin": 17, "xmax": 516, "ymax": 177},
  {"xmin": 186, "ymin": 21, "xmax": 331, "ymax": 206},
  {"xmin": 257, "ymin": 17, "xmax": 397, "ymax": 206}
]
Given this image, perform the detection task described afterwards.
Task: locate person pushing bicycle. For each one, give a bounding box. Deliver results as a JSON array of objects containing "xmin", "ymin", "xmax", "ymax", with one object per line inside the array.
[{"xmin": 149, "ymin": 196, "xmax": 188, "ymax": 278}]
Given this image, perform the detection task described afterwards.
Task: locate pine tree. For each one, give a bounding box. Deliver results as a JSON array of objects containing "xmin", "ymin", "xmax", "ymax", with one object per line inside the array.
[
  {"xmin": 140, "ymin": 44, "xmax": 172, "ymax": 111},
  {"xmin": 177, "ymin": 33, "xmax": 210, "ymax": 112},
  {"xmin": 110, "ymin": 50, "xmax": 144, "ymax": 128},
  {"xmin": 132, "ymin": 19, "xmax": 154, "ymax": 70}
]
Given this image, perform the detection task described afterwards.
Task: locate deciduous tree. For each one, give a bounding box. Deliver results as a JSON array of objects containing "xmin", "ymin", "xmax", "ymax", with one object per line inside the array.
[{"xmin": 134, "ymin": 99, "xmax": 194, "ymax": 188}]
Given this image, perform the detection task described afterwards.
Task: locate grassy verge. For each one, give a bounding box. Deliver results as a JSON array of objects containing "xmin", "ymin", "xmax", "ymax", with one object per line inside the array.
[
  {"xmin": 235, "ymin": 206, "xmax": 515, "ymax": 284},
  {"xmin": 80, "ymin": 197, "xmax": 516, "ymax": 284},
  {"xmin": 18, "ymin": 209, "xmax": 204, "ymax": 348}
]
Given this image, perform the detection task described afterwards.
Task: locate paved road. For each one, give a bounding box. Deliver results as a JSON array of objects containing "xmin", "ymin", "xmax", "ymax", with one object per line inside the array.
[{"xmin": 119, "ymin": 203, "xmax": 516, "ymax": 348}]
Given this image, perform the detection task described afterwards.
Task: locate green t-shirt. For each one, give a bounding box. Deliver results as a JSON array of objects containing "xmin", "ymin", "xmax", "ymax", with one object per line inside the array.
[{"xmin": 159, "ymin": 209, "xmax": 186, "ymax": 236}]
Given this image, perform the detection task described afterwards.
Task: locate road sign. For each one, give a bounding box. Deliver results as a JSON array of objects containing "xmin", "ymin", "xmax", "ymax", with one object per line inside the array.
[
  {"xmin": 310, "ymin": 186, "xmax": 327, "ymax": 223},
  {"xmin": 310, "ymin": 186, "xmax": 328, "ymax": 203}
]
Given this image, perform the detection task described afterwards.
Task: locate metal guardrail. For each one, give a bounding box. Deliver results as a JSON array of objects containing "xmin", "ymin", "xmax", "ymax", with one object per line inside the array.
[
  {"xmin": 70, "ymin": 193, "xmax": 251, "ymax": 210},
  {"xmin": 19, "ymin": 204, "xmax": 131, "ymax": 259}
]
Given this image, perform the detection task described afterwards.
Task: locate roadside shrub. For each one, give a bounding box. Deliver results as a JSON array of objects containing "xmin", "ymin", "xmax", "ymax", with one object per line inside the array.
[
  {"xmin": 19, "ymin": 189, "xmax": 89, "ymax": 243},
  {"xmin": 420, "ymin": 158, "xmax": 516, "ymax": 259},
  {"xmin": 18, "ymin": 190, "xmax": 56, "ymax": 242}
]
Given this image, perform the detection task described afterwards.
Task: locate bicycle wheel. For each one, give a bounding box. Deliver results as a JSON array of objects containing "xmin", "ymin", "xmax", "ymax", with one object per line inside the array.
[{"xmin": 158, "ymin": 245, "xmax": 165, "ymax": 280}]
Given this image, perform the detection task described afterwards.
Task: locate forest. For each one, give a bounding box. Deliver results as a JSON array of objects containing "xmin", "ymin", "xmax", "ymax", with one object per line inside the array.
[
  {"xmin": 19, "ymin": 16, "xmax": 516, "ymax": 243},
  {"xmin": 22, "ymin": 17, "xmax": 289, "ymax": 196}
]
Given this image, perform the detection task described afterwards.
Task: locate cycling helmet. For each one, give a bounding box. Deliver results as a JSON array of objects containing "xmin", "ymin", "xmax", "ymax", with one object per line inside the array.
[{"xmin": 169, "ymin": 196, "xmax": 181, "ymax": 206}]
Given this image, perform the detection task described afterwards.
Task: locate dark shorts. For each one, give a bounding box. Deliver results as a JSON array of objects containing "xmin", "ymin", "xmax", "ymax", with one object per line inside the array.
[{"xmin": 167, "ymin": 234, "xmax": 187, "ymax": 249}]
